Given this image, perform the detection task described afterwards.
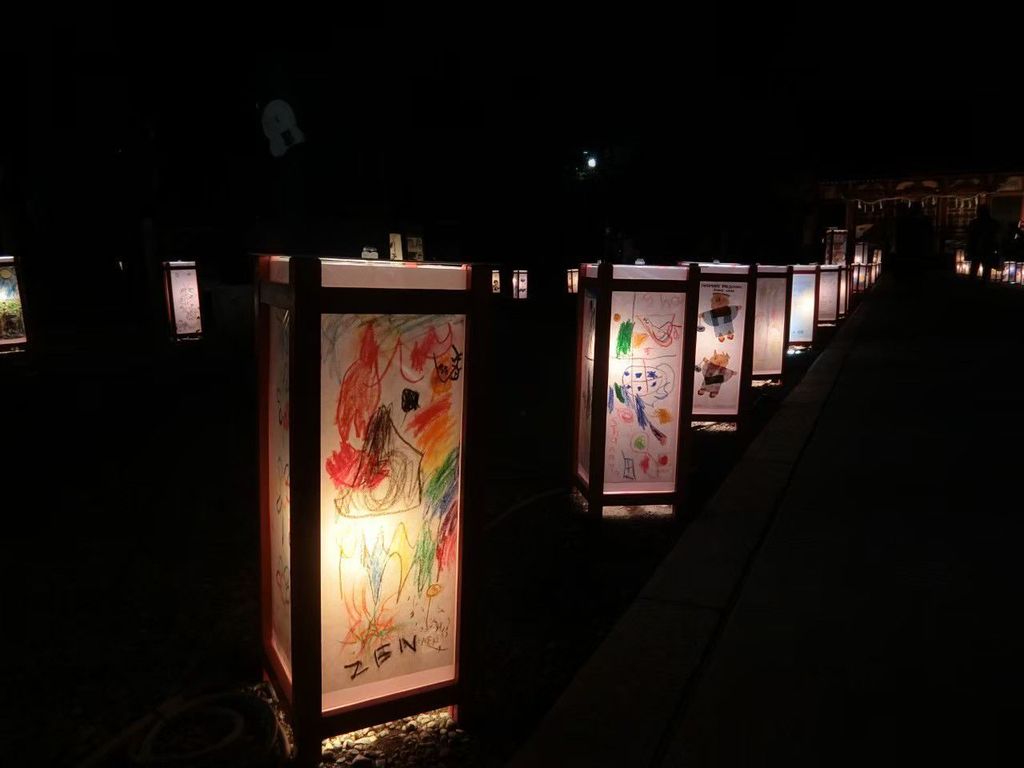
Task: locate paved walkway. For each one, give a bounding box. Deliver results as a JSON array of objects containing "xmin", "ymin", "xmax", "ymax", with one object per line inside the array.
[{"xmin": 512, "ymin": 267, "xmax": 1024, "ymax": 766}]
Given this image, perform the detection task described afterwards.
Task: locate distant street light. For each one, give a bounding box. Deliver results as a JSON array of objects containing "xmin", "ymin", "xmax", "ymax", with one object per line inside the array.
[{"xmin": 586, "ymin": 156, "xmax": 597, "ymax": 169}]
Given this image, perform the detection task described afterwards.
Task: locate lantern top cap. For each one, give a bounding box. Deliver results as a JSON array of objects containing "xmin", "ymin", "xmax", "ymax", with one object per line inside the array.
[
  {"xmin": 792, "ymin": 264, "xmax": 819, "ymax": 272},
  {"xmin": 0, "ymin": 255, "xmax": 14, "ymax": 264},
  {"xmin": 685, "ymin": 262, "xmax": 750, "ymax": 275},
  {"xmin": 819, "ymin": 264, "xmax": 840, "ymax": 271},
  {"xmin": 165, "ymin": 260, "xmax": 197, "ymax": 268},
  {"xmin": 756, "ymin": 265, "xmax": 789, "ymax": 274},
  {"xmin": 581, "ymin": 263, "xmax": 690, "ymax": 280},
  {"xmin": 259, "ymin": 255, "xmax": 473, "ymax": 291}
]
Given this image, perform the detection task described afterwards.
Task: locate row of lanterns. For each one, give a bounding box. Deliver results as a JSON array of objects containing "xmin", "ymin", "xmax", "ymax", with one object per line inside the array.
[
  {"xmin": 250, "ymin": 251, "xmax": 883, "ymax": 765},
  {"xmin": 2, "ymin": 250, "xmax": 882, "ymax": 765},
  {"xmin": 955, "ymin": 249, "xmax": 1024, "ymax": 284}
]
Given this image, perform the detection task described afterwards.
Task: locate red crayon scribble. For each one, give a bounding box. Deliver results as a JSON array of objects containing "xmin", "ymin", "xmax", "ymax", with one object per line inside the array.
[
  {"xmin": 659, "ymin": 454, "xmax": 669, "ymax": 466},
  {"xmin": 408, "ymin": 395, "xmax": 451, "ymax": 436},
  {"xmin": 640, "ymin": 454, "xmax": 651, "ymax": 475},
  {"xmin": 327, "ymin": 324, "xmax": 383, "ymax": 489},
  {"xmin": 409, "ymin": 325, "xmax": 452, "ymax": 372}
]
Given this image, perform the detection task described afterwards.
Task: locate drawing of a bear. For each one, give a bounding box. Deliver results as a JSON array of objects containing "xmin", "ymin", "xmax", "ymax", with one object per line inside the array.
[
  {"xmin": 695, "ymin": 351, "xmax": 736, "ymax": 398},
  {"xmin": 697, "ymin": 292, "xmax": 741, "ymax": 342}
]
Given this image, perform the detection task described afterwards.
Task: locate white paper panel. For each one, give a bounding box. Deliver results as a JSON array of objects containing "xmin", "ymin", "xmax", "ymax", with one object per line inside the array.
[
  {"xmin": 169, "ymin": 268, "xmax": 202, "ymax": 335},
  {"xmin": 269, "ymin": 307, "xmax": 292, "ymax": 680},
  {"xmin": 789, "ymin": 272, "xmax": 816, "ymax": 343},
  {"xmin": 839, "ymin": 267, "xmax": 848, "ymax": 315},
  {"xmin": 693, "ymin": 281, "xmax": 747, "ymax": 416},
  {"xmin": 320, "ymin": 313, "xmax": 464, "ymax": 712},
  {"xmin": 817, "ymin": 268, "xmax": 839, "ymax": 323},
  {"xmin": 752, "ymin": 276, "xmax": 787, "ymax": 376},
  {"xmin": 577, "ymin": 290, "xmax": 597, "ymax": 482},
  {"xmin": 0, "ymin": 259, "xmax": 26, "ymax": 346},
  {"xmin": 603, "ymin": 291, "xmax": 686, "ymax": 494},
  {"xmin": 321, "ymin": 260, "xmax": 468, "ymax": 291}
]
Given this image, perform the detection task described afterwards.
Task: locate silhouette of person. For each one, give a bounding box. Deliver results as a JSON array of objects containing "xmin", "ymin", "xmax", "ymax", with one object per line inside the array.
[{"xmin": 968, "ymin": 205, "xmax": 1000, "ymax": 281}]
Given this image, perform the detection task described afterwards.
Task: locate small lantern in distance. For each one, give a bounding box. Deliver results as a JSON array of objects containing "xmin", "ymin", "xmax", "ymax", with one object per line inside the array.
[
  {"xmin": 491, "ymin": 269, "xmax": 501, "ymax": 294},
  {"xmin": 512, "ymin": 269, "xmax": 528, "ymax": 299},
  {"xmin": 163, "ymin": 260, "xmax": 203, "ymax": 340},
  {"xmin": 567, "ymin": 268, "xmax": 579, "ymax": 294},
  {"xmin": 0, "ymin": 255, "xmax": 27, "ymax": 352}
]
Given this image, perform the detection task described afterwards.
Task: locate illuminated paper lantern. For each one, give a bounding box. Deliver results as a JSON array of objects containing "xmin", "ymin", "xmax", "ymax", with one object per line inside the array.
[
  {"xmin": 512, "ymin": 269, "xmax": 528, "ymax": 299},
  {"xmin": 853, "ymin": 243, "xmax": 869, "ymax": 265},
  {"xmin": 1002, "ymin": 262, "xmax": 1017, "ymax": 283},
  {"xmin": 751, "ymin": 265, "xmax": 792, "ymax": 381},
  {"xmin": 163, "ymin": 260, "xmax": 203, "ymax": 339},
  {"xmin": 567, "ymin": 268, "xmax": 579, "ymax": 294},
  {"xmin": 872, "ymin": 248, "xmax": 883, "ymax": 265},
  {"xmin": 788, "ymin": 265, "xmax": 819, "ymax": 348},
  {"xmin": 491, "ymin": 269, "xmax": 501, "ymax": 294},
  {"xmin": 0, "ymin": 255, "xmax": 27, "ymax": 351},
  {"xmin": 838, "ymin": 264, "xmax": 849, "ymax": 318},
  {"xmin": 816, "ymin": 265, "xmax": 840, "ymax": 326},
  {"xmin": 255, "ymin": 255, "xmax": 490, "ymax": 765},
  {"xmin": 572, "ymin": 262, "xmax": 698, "ymax": 519},
  {"xmin": 850, "ymin": 263, "xmax": 869, "ymax": 296},
  {"xmin": 824, "ymin": 228, "xmax": 847, "ymax": 266},
  {"xmin": 688, "ymin": 263, "xmax": 756, "ymax": 424}
]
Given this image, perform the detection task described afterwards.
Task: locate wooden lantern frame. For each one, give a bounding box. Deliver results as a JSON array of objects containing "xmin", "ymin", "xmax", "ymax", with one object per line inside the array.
[
  {"xmin": 255, "ymin": 255, "xmax": 491, "ymax": 767},
  {"xmin": 751, "ymin": 265, "xmax": 793, "ymax": 382},
  {"xmin": 788, "ymin": 264, "xmax": 820, "ymax": 349},
  {"xmin": 162, "ymin": 260, "xmax": 204, "ymax": 340},
  {"xmin": 571, "ymin": 262, "xmax": 699, "ymax": 519}
]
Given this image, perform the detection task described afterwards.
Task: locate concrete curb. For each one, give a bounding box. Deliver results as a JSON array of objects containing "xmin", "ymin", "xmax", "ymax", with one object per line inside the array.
[{"xmin": 508, "ymin": 287, "xmax": 877, "ymax": 768}]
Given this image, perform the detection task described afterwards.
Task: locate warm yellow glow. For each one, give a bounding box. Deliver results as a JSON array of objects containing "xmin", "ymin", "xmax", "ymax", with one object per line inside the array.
[{"xmin": 567, "ymin": 268, "xmax": 579, "ymax": 294}]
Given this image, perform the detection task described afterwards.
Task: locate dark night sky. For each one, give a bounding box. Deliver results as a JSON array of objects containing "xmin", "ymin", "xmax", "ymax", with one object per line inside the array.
[{"xmin": 2, "ymin": 17, "xmax": 1022, "ymax": 273}]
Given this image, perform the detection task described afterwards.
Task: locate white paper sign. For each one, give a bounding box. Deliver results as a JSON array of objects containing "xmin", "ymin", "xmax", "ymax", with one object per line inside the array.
[
  {"xmin": 603, "ymin": 291, "xmax": 686, "ymax": 494},
  {"xmin": 752, "ymin": 276, "xmax": 787, "ymax": 376},
  {"xmin": 320, "ymin": 313, "xmax": 464, "ymax": 712},
  {"xmin": 818, "ymin": 269, "xmax": 839, "ymax": 323},
  {"xmin": 692, "ymin": 281, "xmax": 746, "ymax": 416},
  {"xmin": 169, "ymin": 268, "xmax": 202, "ymax": 335},
  {"xmin": 789, "ymin": 273, "xmax": 816, "ymax": 343}
]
